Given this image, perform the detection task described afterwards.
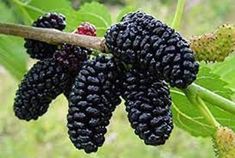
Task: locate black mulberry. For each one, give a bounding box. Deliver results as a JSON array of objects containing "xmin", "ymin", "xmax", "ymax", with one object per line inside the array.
[
  {"xmin": 67, "ymin": 56, "xmax": 121, "ymax": 153},
  {"xmin": 24, "ymin": 12, "xmax": 66, "ymax": 60},
  {"xmin": 14, "ymin": 59, "xmax": 70, "ymax": 121},
  {"xmin": 122, "ymin": 68, "xmax": 173, "ymax": 145},
  {"xmin": 105, "ymin": 11, "xmax": 199, "ymax": 88}
]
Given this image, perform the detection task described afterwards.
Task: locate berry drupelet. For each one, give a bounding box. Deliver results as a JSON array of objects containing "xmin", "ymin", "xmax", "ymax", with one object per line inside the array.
[{"xmin": 14, "ymin": 21, "xmax": 97, "ymax": 120}]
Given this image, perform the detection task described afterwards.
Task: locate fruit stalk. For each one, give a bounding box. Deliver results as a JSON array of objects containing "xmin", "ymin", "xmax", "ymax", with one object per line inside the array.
[
  {"xmin": 184, "ymin": 87, "xmax": 220, "ymax": 128},
  {"xmin": 186, "ymin": 83, "xmax": 235, "ymax": 114},
  {"xmin": 171, "ymin": 0, "xmax": 186, "ymax": 30}
]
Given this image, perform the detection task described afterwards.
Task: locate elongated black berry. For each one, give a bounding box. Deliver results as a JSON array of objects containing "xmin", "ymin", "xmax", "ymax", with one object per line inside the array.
[
  {"xmin": 24, "ymin": 12, "xmax": 66, "ymax": 60},
  {"xmin": 122, "ymin": 68, "xmax": 173, "ymax": 145},
  {"xmin": 105, "ymin": 11, "xmax": 199, "ymax": 88},
  {"xmin": 14, "ymin": 59, "xmax": 70, "ymax": 121},
  {"xmin": 68, "ymin": 56, "xmax": 121, "ymax": 153}
]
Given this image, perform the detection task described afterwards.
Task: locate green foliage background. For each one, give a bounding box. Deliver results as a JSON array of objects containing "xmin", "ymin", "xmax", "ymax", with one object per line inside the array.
[{"xmin": 0, "ymin": 0, "xmax": 235, "ymax": 158}]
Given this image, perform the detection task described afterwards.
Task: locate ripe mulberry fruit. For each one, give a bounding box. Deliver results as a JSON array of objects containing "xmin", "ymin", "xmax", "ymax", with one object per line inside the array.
[
  {"xmin": 105, "ymin": 11, "xmax": 199, "ymax": 88},
  {"xmin": 14, "ymin": 59, "xmax": 70, "ymax": 121},
  {"xmin": 24, "ymin": 12, "xmax": 66, "ymax": 60},
  {"xmin": 122, "ymin": 68, "xmax": 173, "ymax": 145},
  {"xmin": 67, "ymin": 56, "xmax": 121, "ymax": 153}
]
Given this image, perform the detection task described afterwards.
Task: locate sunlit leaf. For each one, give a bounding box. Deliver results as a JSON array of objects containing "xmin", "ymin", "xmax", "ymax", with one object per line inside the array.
[
  {"xmin": 172, "ymin": 91, "xmax": 215, "ymax": 137},
  {"xmin": 210, "ymin": 54, "xmax": 235, "ymax": 93},
  {"xmin": 29, "ymin": 0, "xmax": 71, "ymax": 11},
  {"xmin": 0, "ymin": 36, "xmax": 27, "ymax": 80},
  {"xmin": 0, "ymin": 3, "xmax": 27, "ymax": 80},
  {"xmin": 78, "ymin": 2, "xmax": 112, "ymax": 26},
  {"xmin": 0, "ymin": 3, "xmax": 17, "ymax": 23},
  {"xmin": 196, "ymin": 66, "xmax": 233, "ymax": 99}
]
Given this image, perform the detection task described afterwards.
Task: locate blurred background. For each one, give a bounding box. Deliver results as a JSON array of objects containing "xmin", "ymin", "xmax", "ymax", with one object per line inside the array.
[{"xmin": 0, "ymin": 0, "xmax": 235, "ymax": 158}]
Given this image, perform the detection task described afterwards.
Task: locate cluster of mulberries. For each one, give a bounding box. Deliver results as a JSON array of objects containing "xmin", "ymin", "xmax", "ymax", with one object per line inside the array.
[
  {"xmin": 102, "ymin": 11, "xmax": 199, "ymax": 149},
  {"xmin": 14, "ymin": 13, "xmax": 95, "ymax": 121},
  {"xmin": 105, "ymin": 11, "xmax": 199, "ymax": 88},
  {"xmin": 13, "ymin": 11, "xmax": 200, "ymax": 154}
]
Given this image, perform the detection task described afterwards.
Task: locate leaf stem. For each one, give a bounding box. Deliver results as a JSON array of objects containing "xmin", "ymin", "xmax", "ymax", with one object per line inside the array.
[
  {"xmin": 171, "ymin": 0, "xmax": 186, "ymax": 30},
  {"xmin": 183, "ymin": 88, "xmax": 220, "ymax": 128},
  {"xmin": 186, "ymin": 83, "xmax": 235, "ymax": 115},
  {"xmin": 196, "ymin": 97, "xmax": 220, "ymax": 127}
]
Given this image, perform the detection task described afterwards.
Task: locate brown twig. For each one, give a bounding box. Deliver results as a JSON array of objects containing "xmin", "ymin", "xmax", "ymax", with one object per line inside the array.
[{"xmin": 0, "ymin": 22, "xmax": 107, "ymax": 52}]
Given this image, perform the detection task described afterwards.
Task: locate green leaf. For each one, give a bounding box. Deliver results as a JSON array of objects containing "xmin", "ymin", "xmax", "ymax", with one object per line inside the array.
[
  {"xmin": 116, "ymin": 6, "xmax": 137, "ymax": 22},
  {"xmin": 8, "ymin": 0, "xmax": 41, "ymax": 24},
  {"xmin": 172, "ymin": 91, "xmax": 215, "ymax": 137},
  {"xmin": 196, "ymin": 66, "xmax": 233, "ymax": 99},
  {"xmin": 27, "ymin": 0, "xmax": 75, "ymax": 29},
  {"xmin": 0, "ymin": 3, "xmax": 17, "ymax": 23},
  {"xmin": 210, "ymin": 55, "xmax": 235, "ymax": 93},
  {"xmin": 78, "ymin": 2, "xmax": 112, "ymax": 26},
  {"xmin": 172, "ymin": 66, "xmax": 235, "ymax": 137},
  {"xmin": 28, "ymin": 0, "xmax": 71, "ymax": 12},
  {"xmin": 0, "ymin": 36, "xmax": 27, "ymax": 80},
  {"xmin": 14, "ymin": 0, "xmax": 77, "ymax": 32},
  {"xmin": 0, "ymin": 3, "xmax": 27, "ymax": 80}
]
